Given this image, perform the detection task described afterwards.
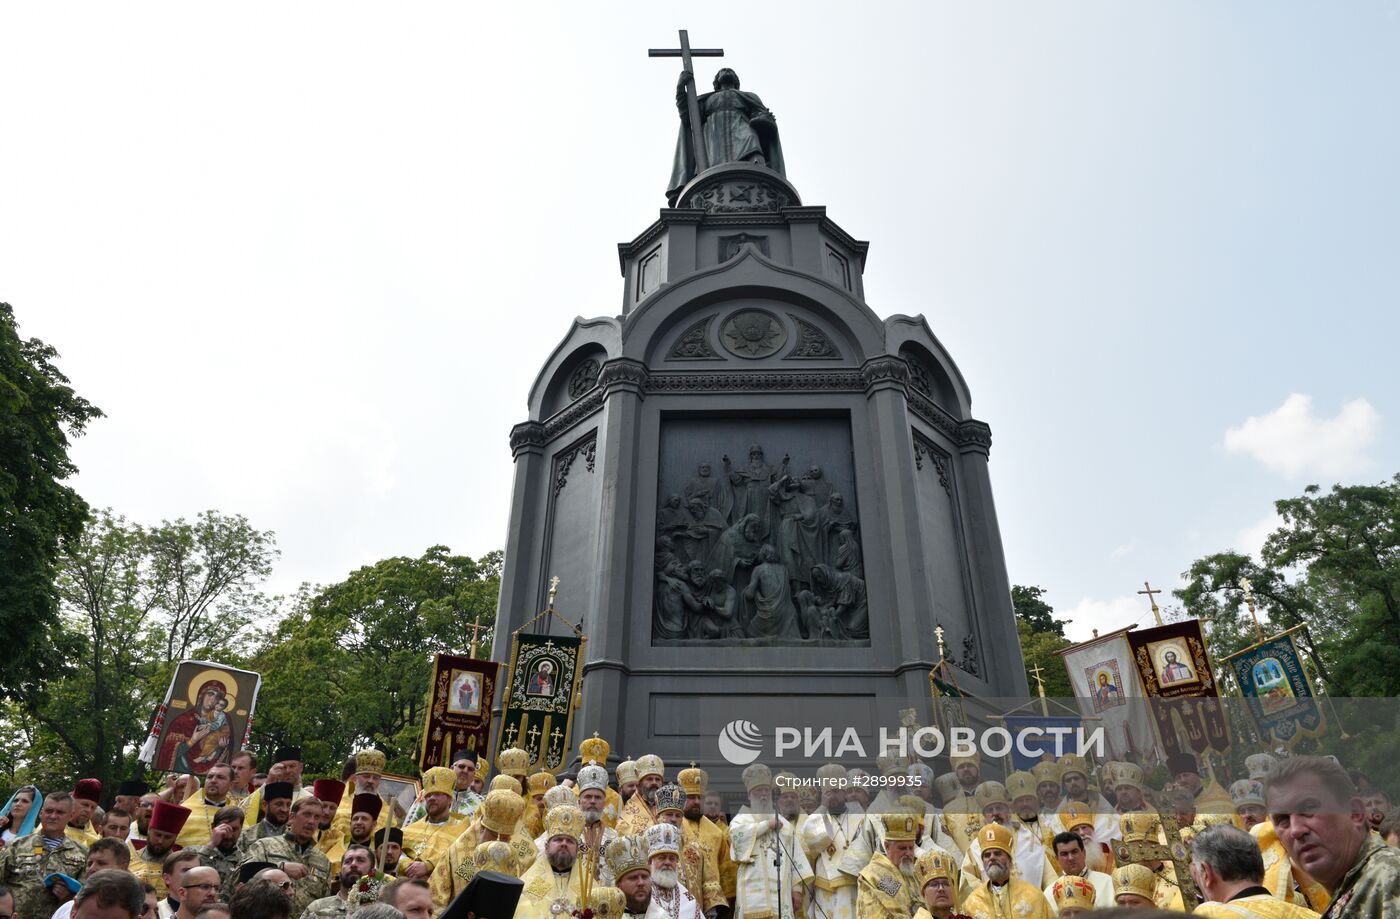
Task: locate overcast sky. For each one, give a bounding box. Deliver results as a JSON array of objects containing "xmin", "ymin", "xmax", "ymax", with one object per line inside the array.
[{"xmin": 4, "ymin": 2, "xmax": 1396, "ymax": 642}]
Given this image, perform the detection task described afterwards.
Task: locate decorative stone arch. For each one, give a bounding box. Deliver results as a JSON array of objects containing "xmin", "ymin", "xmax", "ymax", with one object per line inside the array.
[
  {"xmin": 885, "ymin": 316, "xmax": 974, "ymax": 420},
  {"xmin": 526, "ymin": 318, "xmax": 620, "ymax": 421}
]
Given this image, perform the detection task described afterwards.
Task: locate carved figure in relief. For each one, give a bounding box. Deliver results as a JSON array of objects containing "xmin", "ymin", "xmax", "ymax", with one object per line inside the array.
[
  {"xmin": 655, "ymin": 559, "xmax": 700, "ymax": 640},
  {"xmin": 694, "ymin": 569, "xmax": 742, "ymax": 639},
  {"xmin": 768, "ymin": 475, "xmax": 821, "ymax": 593},
  {"xmin": 674, "ymin": 498, "xmax": 728, "ymax": 566},
  {"xmin": 742, "ymin": 544, "xmax": 801, "ymax": 638},
  {"xmin": 799, "ymin": 466, "xmax": 835, "ymax": 506},
  {"xmin": 724, "ymin": 446, "xmax": 784, "ymax": 538}
]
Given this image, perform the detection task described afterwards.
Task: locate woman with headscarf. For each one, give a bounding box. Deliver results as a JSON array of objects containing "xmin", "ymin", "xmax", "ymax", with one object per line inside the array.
[{"xmin": 0, "ymin": 785, "xmax": 42, "ymax": 846}]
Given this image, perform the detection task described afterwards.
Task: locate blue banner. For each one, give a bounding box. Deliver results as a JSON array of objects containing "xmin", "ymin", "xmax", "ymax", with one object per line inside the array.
[
  {"xmin": 1226, "ymin": 630, "xmax": 1324, "ymax": 748},
  {"xmin": 1002, "ymin": 714, "xmax": 1083, "ymax": 770}
]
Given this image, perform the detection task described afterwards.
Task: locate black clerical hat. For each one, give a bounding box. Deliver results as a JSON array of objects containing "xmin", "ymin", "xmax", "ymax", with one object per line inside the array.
[
  {"xmin": 273, "ymin": 746, "xmax": 302, "ymax": 763},
  {"xmin": 451, "ymin": 749, "xmax": 478, "ymax": 765},
  {"xmin": 262, "ymin": 781, "xmax": 294, "ymax": 802},
  {"xmin": 238, "ymin": 861, "xmax": 277, "ymax": 883},
  {"xmin": 116, "ymin": 779, "xmax": 150, "ymax": 797},
  {"xmin": 373, "ymin": 827, "xmax": 404, "ymax": 847},
  {"xmin": 441, "ymin": 870, "xmax": 523, "ymax": 919}
]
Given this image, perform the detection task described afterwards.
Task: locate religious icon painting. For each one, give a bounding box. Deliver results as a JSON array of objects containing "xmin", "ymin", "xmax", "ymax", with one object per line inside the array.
[
  {"xmin": 1224, "ymin": 628, "xmax": 1324, "ymax": 749},
  {"xmin": 419, "ymin": 654, "xmax": 498, "ymax": 771},
  {"xmin": 137, "ymin": 660, "xmax": 261, "ymax": 773},
  {"xmin": 1083, "ymin": 660, "xmax": 1126, "ymax": 713},
  {"xmin": 498, "ymin": 632, "xmax": 585, "ymax": 773},
  {"xmin": 1145, "ymin": 639, "xmax": 1199, "ymax": 688}
]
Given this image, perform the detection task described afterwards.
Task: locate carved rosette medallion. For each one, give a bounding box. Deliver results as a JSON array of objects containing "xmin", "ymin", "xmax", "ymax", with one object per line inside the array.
[
  {"xmin": 567, "ymin": 358, "xmax": 601, "ymax": 399},
  {"xmin": 721, "ymin": 310, "xmax": 787, "ymax": 359}
]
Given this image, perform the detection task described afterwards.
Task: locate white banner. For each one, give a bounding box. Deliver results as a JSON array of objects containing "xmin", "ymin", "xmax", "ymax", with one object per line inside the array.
[{"xmin": 1060, "ymin": 629, "xmax": 1163, "ymax": 765}]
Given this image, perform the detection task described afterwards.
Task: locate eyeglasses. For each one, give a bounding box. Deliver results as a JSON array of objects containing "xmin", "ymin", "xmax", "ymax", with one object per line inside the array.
[
  {"xmin": 184, "ymin": 885, "xmax": 219, "ymax": 892},
  {"xmin": 276, "ymin": 882, "xmax": 295, "ymax": 891}
]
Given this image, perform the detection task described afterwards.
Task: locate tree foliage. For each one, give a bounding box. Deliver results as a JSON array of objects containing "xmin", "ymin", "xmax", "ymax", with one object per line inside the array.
[
  {"xmin": 3, "ymin": 509, "xmax": 277, "ymax": 792},
  {"xmin": 0, "ymin": 303, "xmax": 103, "ymax": 701},
  {"xmin": 248, "ymin": 546, "xmax": 502, "ymax": 776},
  {"xmin": 1176, "ymin": 475, "xmax": 1400, "ymax": 697},
  {"xmin": 1012, "ymin": 584, "xmax": 1072, "ymax": 697}
]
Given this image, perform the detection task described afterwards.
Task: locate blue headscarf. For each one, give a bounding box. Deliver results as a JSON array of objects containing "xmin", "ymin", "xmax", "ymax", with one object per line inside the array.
[{"xmin": 1, "ymin": 785, "xmax": 42, "ymax": 839}]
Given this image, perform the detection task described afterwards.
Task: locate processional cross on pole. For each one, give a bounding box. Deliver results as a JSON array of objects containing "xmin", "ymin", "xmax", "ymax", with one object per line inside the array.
[
  {"xmin": 649, "ymin": 30, "xmax": 724, "ymax": 173},
  {"xmin": 1138, "ymin": 580, "xmax": 1165, "ymax": 627}
]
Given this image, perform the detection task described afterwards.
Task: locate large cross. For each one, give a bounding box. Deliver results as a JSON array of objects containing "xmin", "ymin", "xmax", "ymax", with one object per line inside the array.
[
  {"xmin": 1110, "ymin": 808, "xmax": 1201, "ymax": 910},
  {"xmin": 649, "ymin": 30, "xmax": 724, "ymax": 174},
  {"xmin": 1138, "ymin": 581, "xmax": 1165, "ymax": 627},
  {"xmin": 466, "ymin": 612, "xmax": 492, "ymax": 659}
]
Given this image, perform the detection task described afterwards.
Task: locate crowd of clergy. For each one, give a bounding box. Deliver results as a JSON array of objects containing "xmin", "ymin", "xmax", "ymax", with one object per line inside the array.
[{"xmin": 2, "ymin": 741, "xmax": 1398, "ymax": 919}]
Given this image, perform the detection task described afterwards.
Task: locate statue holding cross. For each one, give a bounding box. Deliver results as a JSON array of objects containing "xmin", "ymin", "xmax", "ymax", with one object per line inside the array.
[{"xmin": 651, "ymin": 29, "xmax": 787, "ymax": 205}]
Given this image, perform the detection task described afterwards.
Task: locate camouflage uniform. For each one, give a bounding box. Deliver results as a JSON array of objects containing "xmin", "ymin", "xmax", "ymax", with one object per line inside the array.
[
  {"xmin": 1320, "ymin": 833, "xmax": 1400, "ymax": 919},
  {"xmin": 299, "ymin": 894, "xmax": 349, "ymax": 919},
  {"xmin": 240, "ymin": 819, "xmax": 286, "ymax": 850},
  {"xmin": 188, "ymin": 843, "xmax": 244, "ymax": 898},
  {"xmin": 0, "ymin": 833, "xmax": 89, "ymax": 919},
  {"xmin": 242, "ymin": 834, "xmax": 333, "ymax": 917}
]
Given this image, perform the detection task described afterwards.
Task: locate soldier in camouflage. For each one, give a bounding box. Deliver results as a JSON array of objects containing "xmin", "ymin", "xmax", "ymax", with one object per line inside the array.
[
  {"xmin": 0, "ymin": 792, "xmax": 88, "ymax": 919},
  {"xmin": 186, "ymin": 807, "xmax": 246, "ymax": 899},
  {"xmin": 241, "ymin": 797, "xmax": 332, "ymax": 917},
  {"xmin": 301, "ymin": 843, "xmax": 375, "ymax": 919},
  {"xmin": 1265, "ymin": 756, "xmax": 1400, "ymax": 919}
]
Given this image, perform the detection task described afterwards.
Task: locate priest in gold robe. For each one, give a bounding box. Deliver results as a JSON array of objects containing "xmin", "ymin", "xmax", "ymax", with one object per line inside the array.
[
  {"xmin": 579, "ymin": 734, "xmax": 626, "ymax": 829},
  {"xmin": 618, "ymin": 755, "xmax": 666, "ymax": 837},
  {"xmin": 962, "ymin": 823, "xmax": 1052, "ymax": 919},
  {"xmin": 730, "ymin": 763, "xmax": 812, "ymax": 919},
  {"xmin": 913, "ymin": 849, "xmax": 963, "ymax": 919},
  {"xmin": 430, "ymin": 788, "xmax": 534, "ymax": 907},
  {"xmin": 517, "ymin": 804, "xmax": 589, "ymax": 919},
  {"xmin": 856, "ymin": 802, "xmax": 921, "ymax": 919},
  {"xmin": 802, "ymin": 764, "xmax": 864, "ymax": 919},
  {"xmin": 401, "ymin": 767, "xmax": 470, "ymax": 880}
]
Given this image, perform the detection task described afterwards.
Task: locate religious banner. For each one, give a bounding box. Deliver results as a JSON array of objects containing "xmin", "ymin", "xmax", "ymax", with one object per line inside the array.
[
  {"xmin": 497, "ymin": 631, "xmax": 585, "ymax": 773},
  {"xmin": 1003, "ymin": 715, "xmax": 1082, "ymax": 771},
  {"xmin": 1060, "ymin": 627, "xmax": 1163, "ymax": 764},
  {"xmin": 418, "ymin": 654, "xmax": 500, "ymax": 771},
  {"xmin": 1224, "ymin": 625, "xmax": 1325, "ymax": 749},
  {"xmin": 1126, "ymin": 619, "xmax": 1230, "ymax": 756},
  {"xmin": 137, "ymin": 660, "xmax": 261, "ymax": 774}
]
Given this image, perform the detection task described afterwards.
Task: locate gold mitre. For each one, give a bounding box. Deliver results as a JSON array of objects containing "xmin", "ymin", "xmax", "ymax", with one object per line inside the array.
[
  {"xmin": 474, "ymin": 840, "xmax": 518, "ymax": 876},
  {"xmin": 742, "ymin": 763, "xmax": 773, "ymax": 791},
  {"xmin": 934, "ymin": 772, "xmax": 962, "ymax": 804},
  {"xmin": 774, "ymin": 771, "xmax": 799, "ymax": 793},
  {"xmin": 798, "ymin": 785, "xmax": 819, "ymax": 811},
  {"xmin": 490, "ymin": 774, "xmax": 523, "ymax": 795},
  {"xmin": 876, "ymin": 754, "xmax": 906, "ymax": 776},
  {"xmin": 635, "ymin": 754, "xmax": 665, "ymax": 780},
  {"xmin": 1031, "ymin": 760, "xmax": 1064, "ymax": 787},
  {"xmin": 1119, "ymin": 810, "xmax": 1161, "ymax": 842},
  {"xmin": 1230, "ymin": 779, "xmax": 1266, "ymax": 809},
  {"xmin": 543, "ymin": 785, "xmax": 576, "ymax": 809},
  {"xmin": 496, "ymin": 746, "xmax": 530, "ymax": 778},
  {"xmin": 354, "ymin": 749, "xmax": 387, "ymax": 776},
  {"xmin": 592, "ymin": 887, "xmax": 625, "ymax": 919},
  {"xmin": 1109, "ymin": 762, "xmax": 1144, "ymax": 791},
  {"xmin": 579, "ymin": 733, "xmax": 611, "ymax": 765},
  {"xmin": 477, "ymin": 762, "xmax": 492, "ymax": 782},
  {"xmin": 1057, "ymin": 802, "xmax": 1095, "ymax": 833},
  {"xmin": 973, "ymin": 781, "xmax": 1010, "ymax": 810},
  {"xmin": 479, "ymin": 788, "xmax": 527, "ymax": 836},
  {"xmin": 421, "ymin": 766, "xmax": 455, "ymax": 797},
  {"xmin": 1112, "ymin": 863, "xmax": 1157, "ymax": 901},
  {"xmin": 846, "ymin": 767, "xmax": 869, "ymax": 785},
  {"xmin": 950, "ymin": 750, "xmax": 981, "ymax": 770},
  {"xmin": 527, "ymin": 770, "xmax": 556, "ymax": 796},
  {"xmin": 881, "ymin": 801, "xmax": 922, "ymax": 841},
  {"xmin": 615, "ymin": 757, "xmax": 639, "ymax": 786},
  {"xmin": 1052, "ymin": 875, "xmax": 1096, "ymax": 912},
  {"xmin": 678, "ymin": 763, "xmax": 708, "ymax": 796},
  {"xmin": 816, "ymin": 763, "xmax": 846, "ymax": 786},
  {"xmin": 644, "ymin": 822, "xmax": 682, "ymax": 857},
  {"xmin": 1006, "ymin": 771, "xmax": 1038, "ymax": 802},
  {"xmin": 977, "ymin": 821, "xmax": 1015, "ymax": 857},
  {"xmin": 604, "ymin": 835, "xmax": 650, "ymax": 880},
  {"xmin": 544, "ymin": 803, "xmax": 585, "ymax": 841},
  {"xmin": 1057, "ymin": 754, "xmax": 1089, "ymax": 779},
  {"xmin": 577, "ymin": 762, "xmax": 609, "ymax": 793},
  {"xmin": 916, "ymin": 849, "xmax": 959, "ymax": 891}
]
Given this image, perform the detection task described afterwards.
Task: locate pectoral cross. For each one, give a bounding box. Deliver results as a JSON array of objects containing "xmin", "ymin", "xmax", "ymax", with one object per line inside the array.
[
  {"xmin": 466, "ymin": 612, "xmax": 492, "ymax": 659},
  {"xmin": 1138, "ymin": 581, "xmax": 1165, "ymax": 627},
  {"xmin": 649, "ymin": 30, "xmax": 724, "ymax": 174}
]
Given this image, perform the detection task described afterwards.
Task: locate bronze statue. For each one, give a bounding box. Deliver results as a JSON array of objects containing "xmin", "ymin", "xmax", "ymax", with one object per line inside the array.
[{"xmin": 667, "ymin": 68, "xmax": 786, "ymax": 205}]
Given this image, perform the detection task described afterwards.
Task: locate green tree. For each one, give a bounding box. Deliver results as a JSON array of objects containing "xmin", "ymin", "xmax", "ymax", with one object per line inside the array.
[
  {"xmin": 4, "ymin": 509, "xmax": 277, "ymax": 792},
  {"xmin": 249, "ymin": 546, "xmax": 502, "ymax": 775},
  {"xmin": 1012, "ymin": 585, "xmax": 1072, "ymax": 697},
  {"xmin": 0, "ymin": 302, "xmax": 103, "ymax": 701}
]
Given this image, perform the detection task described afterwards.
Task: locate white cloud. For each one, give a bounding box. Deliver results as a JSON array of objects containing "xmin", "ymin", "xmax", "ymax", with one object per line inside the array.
[
  {"xmin": 1060, "ymin": 595, "xmax": 1151, "ymax": 644},
  {"xmin": 1109, "ymin": 541, "xmax": 1137, "ymax": 561},
  {"xmin": 1234, "ymin": 511, "xmax": 1283, "ymax": 561},
  {"xmin": 1224, "ymin": 394, "xmax": 1379, "ymax": 478}
]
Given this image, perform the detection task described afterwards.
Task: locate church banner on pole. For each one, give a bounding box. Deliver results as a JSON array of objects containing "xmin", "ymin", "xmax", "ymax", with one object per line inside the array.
[
  {"xmin": 497, "ymin": 632, "xmax": 585, "ymax": 773},
  {"xmin": 418, "ymin": 654, "xmax": 500, "ymax": 771},
  {"xmin": 1125, "ymin": 619, "xmax": 1230, "ymax": 756},
  {"xmin": 1059, "ymin": 627, "xmax": 1163, "ymax": 764},
  {"xmin": 1223, "ymin": 625, "xmax": 1325, "ymax": 749}
]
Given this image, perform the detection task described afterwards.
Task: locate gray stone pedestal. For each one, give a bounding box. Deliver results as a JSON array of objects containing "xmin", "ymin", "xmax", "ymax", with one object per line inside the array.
[{"xmin": 494, "ymin": 163, "xmax": 1027, "ymax": 778}]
